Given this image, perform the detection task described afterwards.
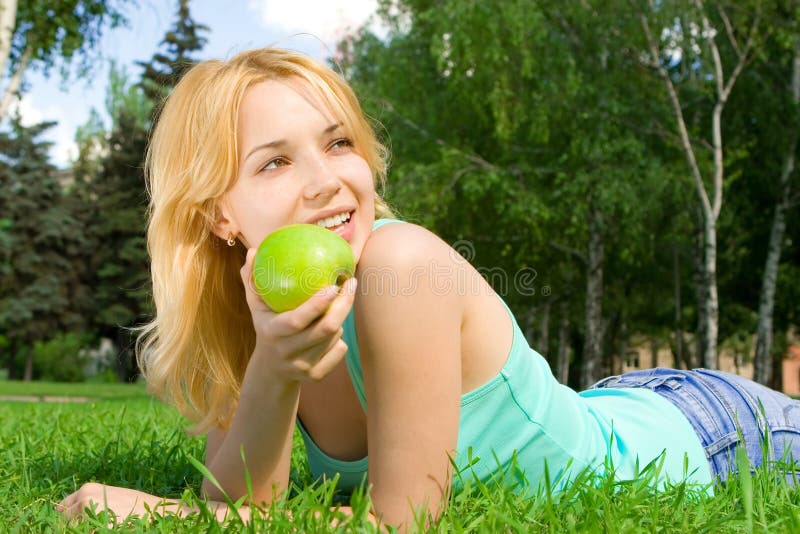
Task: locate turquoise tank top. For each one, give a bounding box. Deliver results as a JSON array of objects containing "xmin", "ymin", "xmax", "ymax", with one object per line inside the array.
[{"xmin": 296, "ymin": 219, "xmax": 712, "ymax": 494}]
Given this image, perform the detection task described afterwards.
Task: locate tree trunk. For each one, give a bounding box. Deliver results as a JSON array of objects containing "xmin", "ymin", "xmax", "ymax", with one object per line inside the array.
[
  {"xmin": 539, "ymin": 300, "xmax": 551, "ymax": 357},
  {"xmin": 754, "ymin": 44, "xmax": 800, "ymax": 386},
  {"xmin": 693, "ymin": 220, "xmax": 708, "ymax": 369},
  {"xmin": 703, "ymin": 217, "xmax": 719, "ymax": 369},
  {"xmin": 0, "ymin": 0, "xmax": 18, "ymax": 82},
  {"xmin": 754, "ymin": 198, "xmax": 789, "ymax": 385},
  {"xmin": 556, "ymin": 303, "xmax": 570, "ymax": 384},
  {"xmin": 640, "ymin": 6, "xmax": 758, "ymax": 372},
  {"xmin": 581, "ymin": 203, "xmax": 604, "ymax": 389},
  {"xmin": 113, "ymin": 328, "xmax": 132, "ymax": 382},
  {"xmin": 615, "ymin": 312, "xmax": 626, "ymax": 376},
  {"xmin": 524, "ymin": 305, "xmax": 537, "ymax": 349},
  {"xmin": 673, "ymin": 245, "xmax": 684, "ymax": 369},
  {"xmin": 6, "ymin": 337, "xmax": 16, "ymax": 380},
  {"xmin": 0, "ymin": 44, "xmax": 30, "ymax": 120},
  {"xmin": 23, "ymin": 348, "xmax": 32, "ymax": 381}
]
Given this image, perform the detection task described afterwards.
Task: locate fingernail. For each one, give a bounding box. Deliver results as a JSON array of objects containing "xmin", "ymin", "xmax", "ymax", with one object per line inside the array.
[{"xmin": 323, "ymin": 285, "xmax": 340, "ymax": 298}]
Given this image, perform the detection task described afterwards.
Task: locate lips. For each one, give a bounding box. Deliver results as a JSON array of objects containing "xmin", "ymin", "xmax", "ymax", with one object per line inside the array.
[{"xmin": 327, "ymin": 210, "xmax": 355, "ymax": 242}]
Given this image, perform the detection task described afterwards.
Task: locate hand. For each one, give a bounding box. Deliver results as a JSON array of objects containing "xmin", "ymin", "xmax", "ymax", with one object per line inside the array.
[
  {"xmin": 57, "ymin": 482, "xmax": 187, "ymax": 522},
  {"xmin": 240, "ymin": 247, "xmax": 358, "ymax": 383}
]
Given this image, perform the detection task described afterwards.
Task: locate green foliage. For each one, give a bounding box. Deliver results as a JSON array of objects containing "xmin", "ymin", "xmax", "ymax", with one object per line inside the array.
[
  {"xmin": 0, "ymin": 118, "xmax": 94, "ymax": 378},
  {"xmin": 8, "ymin": 0, "xmax": 131, "ymax": 81},
  {"xmin": 136, "ymin": 0, "xmax": 209, "ymax": 112},
  {"xmin": 342, "ymin": 0, "xmax": 704, "ymax": 383},
  {"xmin": 31, "ymin": 331, "xmax": 93, "ymax": 383},
  {"xmin": 62, "ymin": 1, "xmax": 209, "ymax": 381},
  {"xmin": 337, "ymin": 0, "xmax": 800, "ymax": 382}
]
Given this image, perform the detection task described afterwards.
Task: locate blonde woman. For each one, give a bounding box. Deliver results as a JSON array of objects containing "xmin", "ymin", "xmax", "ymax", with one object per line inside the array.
[{"xmin": 59, "ymin": 48, "xmax": 800, "ymax": 529}]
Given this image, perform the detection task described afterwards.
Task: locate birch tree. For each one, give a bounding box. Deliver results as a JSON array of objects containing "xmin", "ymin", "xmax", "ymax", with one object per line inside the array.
[
  {"xmin": 754, "ymin": 25, "xmax": 800, "ymax": 385},
  {"xmin": 0, "ymin": 0, "xmax": 128, "ymax": 120},
  {"xmin": 640, "ymin": 0, "xmax": 762, "ymax": 369}
]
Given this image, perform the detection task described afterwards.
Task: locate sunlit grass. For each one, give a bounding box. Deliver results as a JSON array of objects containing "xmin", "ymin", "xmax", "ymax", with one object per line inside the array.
[
  {"xmin": 0, "ymin": 380, "xmax": 148, "ymax": 400},
  {"xmin": 3, "ymin": 382, "xmax": 800, "ymax": 532}
]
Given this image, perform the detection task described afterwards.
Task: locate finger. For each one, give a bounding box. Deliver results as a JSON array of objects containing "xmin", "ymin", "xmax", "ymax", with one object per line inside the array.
[
  {"xmin": 317, "ymin": 277, "xmax": 358, "ymax": 330},
  {"xmin": 307, "ymin": 339, "xmax": 349, "ymax": 381},
  {"xmin": 284, "ymin": 277, "xmax": 358, "ymax": 343},
  {"xmin": 282, "ymin": 342, "xmax": 345, "ymax": 383},
  {"xmin": 57, "ymin": 492, "xmax": 77, "ymax": 516},
  {"xmin": 273, "ymin": 331, "xmax": 344, "ymax": 381},
  {"xmin": 54, "ymin": 500, "xmax": 68, "ymax": 516},
  {"xmin": 271, "ymin": 324, "xmax": 342, "ymax": 375},
  {"xmin": 270, "ymin": 277, "xmax": 355, "ymax": 355},
  {"xmin": 62, "ymin": 499, "xmax": 90, "ymax": 521},
  {"xmin": 271, "ymin": 284, "xmax": 342, "ymax": 335}
]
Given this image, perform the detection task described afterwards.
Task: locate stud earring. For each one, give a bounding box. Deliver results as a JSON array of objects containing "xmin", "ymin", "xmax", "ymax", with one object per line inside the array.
[{"xmin": 227, "ymin": 233, "xmax": 236, "ymax": 247}]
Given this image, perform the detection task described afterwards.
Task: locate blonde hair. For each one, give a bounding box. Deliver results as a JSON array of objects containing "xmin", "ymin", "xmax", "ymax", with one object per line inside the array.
[{"xmin": 136, "ymin": 48, "xmax": 394, "ymax": 434}]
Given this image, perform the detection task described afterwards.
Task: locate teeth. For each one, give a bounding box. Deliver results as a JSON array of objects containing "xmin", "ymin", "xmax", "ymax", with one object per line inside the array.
[{"xmin": 315, "ymin": 211, "xmax": 351, "ymax": 228}]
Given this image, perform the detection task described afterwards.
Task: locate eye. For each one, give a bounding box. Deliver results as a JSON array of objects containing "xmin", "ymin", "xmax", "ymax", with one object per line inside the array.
[
  {"xmin": 328, "ymin": 138, "xmax": 354, "ymax": 152},
  {"xmin": 260, "ymin": 157, "xmax": 289, "ymax": 172}
]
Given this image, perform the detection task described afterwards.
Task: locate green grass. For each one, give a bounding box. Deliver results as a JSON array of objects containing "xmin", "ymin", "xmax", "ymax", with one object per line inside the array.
[
  {"xmin": 0, "ymin": 379, "xmax": 148, "ymax": 400},
  {"xmin": 2, "ymin": 382, "xmax": 800, "ymax": 532}
]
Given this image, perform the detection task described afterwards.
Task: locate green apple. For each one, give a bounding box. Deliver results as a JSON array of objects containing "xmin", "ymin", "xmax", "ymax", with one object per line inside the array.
[{"xmin": 253, "ymin": 223, "xmax": 356, "ymax": 312}]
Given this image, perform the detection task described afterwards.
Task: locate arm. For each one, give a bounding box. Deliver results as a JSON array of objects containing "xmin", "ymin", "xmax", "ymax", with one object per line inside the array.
[
  {"xmin": 58, "ymin": 482, "xmax": 252, "ymax": 522},
  {"xmin": 201, "ymin": 372, "xmax": 298, "ymax": 503},
  {"xmin": 355, "ymin": 224, "xmax": 465, "ymax": 529},
  {"xmin": 59, "ymin": 249, "xmax": 358, "ymax": 521},
  {"xmin": 203, "ymin": 248, "xmax": 358, "ymax": 503}
]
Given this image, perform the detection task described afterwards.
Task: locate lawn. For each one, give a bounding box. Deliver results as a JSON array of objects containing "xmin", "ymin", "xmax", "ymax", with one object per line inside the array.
[{"xmin": 2, "ymin": 381, "xmax": 800, "ymax": 532}]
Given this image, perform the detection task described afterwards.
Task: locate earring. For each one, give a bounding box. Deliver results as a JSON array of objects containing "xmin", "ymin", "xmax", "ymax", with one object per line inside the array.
[{"xmin": 227, "ymin": 233, "xmax": 236, "ymax": 247}]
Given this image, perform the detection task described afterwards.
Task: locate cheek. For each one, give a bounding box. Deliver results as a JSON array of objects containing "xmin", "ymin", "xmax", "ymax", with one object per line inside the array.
[
  {"xmin": 334, "ymin": 154, "xmax": 373, "ymax": 183},
  {"xmin": 230, "ymin": 183, "xmax": 296, "ymax": 246}
]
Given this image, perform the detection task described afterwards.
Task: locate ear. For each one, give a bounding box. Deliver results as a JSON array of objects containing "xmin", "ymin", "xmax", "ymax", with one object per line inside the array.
[{"xmin": 211, "ymin": 200, "xmax": 238, "ymax": 242}]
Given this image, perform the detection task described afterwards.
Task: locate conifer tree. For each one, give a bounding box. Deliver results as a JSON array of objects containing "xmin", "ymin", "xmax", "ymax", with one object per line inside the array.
[
  {"xmin": 79, "ymin": 0, "xmax": 208, "ymax": 380},
  {"xmin": 0, "ymin": 119, "xmax": 89, "ymax": 379},
  {"xmin": 137, "ymin": 0, "xmax": 209, "ymax": 117}
]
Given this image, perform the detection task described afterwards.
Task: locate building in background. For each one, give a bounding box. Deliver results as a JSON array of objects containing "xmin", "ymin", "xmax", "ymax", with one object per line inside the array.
[{"xmin": 782, "ymin": 345, "xmax": 800, "ymax": 397}]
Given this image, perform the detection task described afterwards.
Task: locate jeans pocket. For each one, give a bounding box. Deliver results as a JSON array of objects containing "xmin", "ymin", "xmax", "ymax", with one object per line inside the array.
[
  {"xmin": 593, "ymin": 370, "xmax": 688, "ymax": 392},
  {"xmin": 644, "ymin": 373, "xmax": 687, "ymax": 391}
]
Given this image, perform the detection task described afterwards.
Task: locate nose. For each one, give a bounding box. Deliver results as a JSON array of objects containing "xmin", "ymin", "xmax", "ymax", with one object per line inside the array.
[{"xmin": 302, "ymin": 155, "xmax": 341, "ymax": 200}]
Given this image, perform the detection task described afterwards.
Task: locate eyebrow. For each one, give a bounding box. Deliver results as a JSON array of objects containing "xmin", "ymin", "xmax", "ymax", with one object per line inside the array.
[{"xmin": 244, "ymin": 122, "xmax": 344, "ymax": 162}]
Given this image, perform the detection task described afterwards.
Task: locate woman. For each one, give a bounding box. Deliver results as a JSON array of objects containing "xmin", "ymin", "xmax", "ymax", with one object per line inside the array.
[{"xmin": 58, "ymin": 48, "xmax": 800, "ymax": 529}]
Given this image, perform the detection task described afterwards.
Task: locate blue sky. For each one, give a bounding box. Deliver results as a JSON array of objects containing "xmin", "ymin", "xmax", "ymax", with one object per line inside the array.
[{"xmin": 14, "ymin": 0, "xmax": 382, "ymax": 168}]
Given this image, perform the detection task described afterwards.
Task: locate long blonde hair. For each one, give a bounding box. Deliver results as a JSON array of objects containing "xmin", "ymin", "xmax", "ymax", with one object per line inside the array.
[{"xmin": 136, "ymin": 48, "xmax": 393, "ymax": 434}]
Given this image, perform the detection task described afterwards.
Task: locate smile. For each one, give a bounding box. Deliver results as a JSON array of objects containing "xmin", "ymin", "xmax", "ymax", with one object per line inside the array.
[{"xmin": 315, "ymin": 211, "xmax": 352, "ymax": 229}]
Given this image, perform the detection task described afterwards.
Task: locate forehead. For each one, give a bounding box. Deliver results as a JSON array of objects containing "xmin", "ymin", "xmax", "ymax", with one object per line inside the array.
[{"xmin": 239, "ymin": 78, "xmax": 340, "ymax": 125}]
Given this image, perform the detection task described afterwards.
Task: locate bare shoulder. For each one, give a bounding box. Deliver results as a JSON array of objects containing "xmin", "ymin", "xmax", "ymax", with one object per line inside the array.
[
  {"xmin": 358, "ymin": 221, "xmax": 460, "ymax": 270},
  {"xmin": 355, "ymin": 221, "xmax": 467, "ymax": 321}
]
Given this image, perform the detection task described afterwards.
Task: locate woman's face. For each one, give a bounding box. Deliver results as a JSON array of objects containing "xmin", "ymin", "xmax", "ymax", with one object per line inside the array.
[{"xmin": 215, "ymin": 78, "xmax": 376, "ymax": 263}]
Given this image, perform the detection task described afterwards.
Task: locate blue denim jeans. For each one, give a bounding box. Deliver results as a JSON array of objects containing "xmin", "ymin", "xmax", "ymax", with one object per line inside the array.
[{"xmin": 591, "ymin": 368, "xmax": 800, "ymax": 483}]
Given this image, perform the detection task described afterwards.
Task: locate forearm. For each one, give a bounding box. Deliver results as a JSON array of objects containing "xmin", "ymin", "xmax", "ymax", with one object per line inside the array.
[{"xmin": 203, "ymin": 357, "xmax": 300, "ymax": 503}]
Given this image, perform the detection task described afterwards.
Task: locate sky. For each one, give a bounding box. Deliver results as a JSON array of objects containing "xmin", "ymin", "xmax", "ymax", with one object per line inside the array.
[{"xmin": 12, "ymin": 0, "xmax": 384, "ymax": 168}]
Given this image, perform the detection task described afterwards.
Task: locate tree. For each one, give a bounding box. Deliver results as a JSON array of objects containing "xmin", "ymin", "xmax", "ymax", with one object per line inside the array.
[
  {"xmin": 136, "ymin": 0, "xmax": 208, "ymax": 117},
  {"xmin": 73, "ymin": 0, "xmax": 208, "ymax": 381},
  {"xmin": 0, "ymin": 0, "xmax": 130, "ymax": 119},
  {"xmin": 639, "ymin": 0, "xmax": 764, "ymax": 369},
  {"xmin": 0, "ymin": 118, "xmax": 90, "ymax": 379},
  {"xmin": 752, "ymin": 4, "xmax": 800, "ymax": 386},
  {"xmin": 342, "ymin": 0, "xmax": 679, "ymax": 389},
  {"xmin": 84, "ymin": 103, "xmax": 151, "ymax": 381}
]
